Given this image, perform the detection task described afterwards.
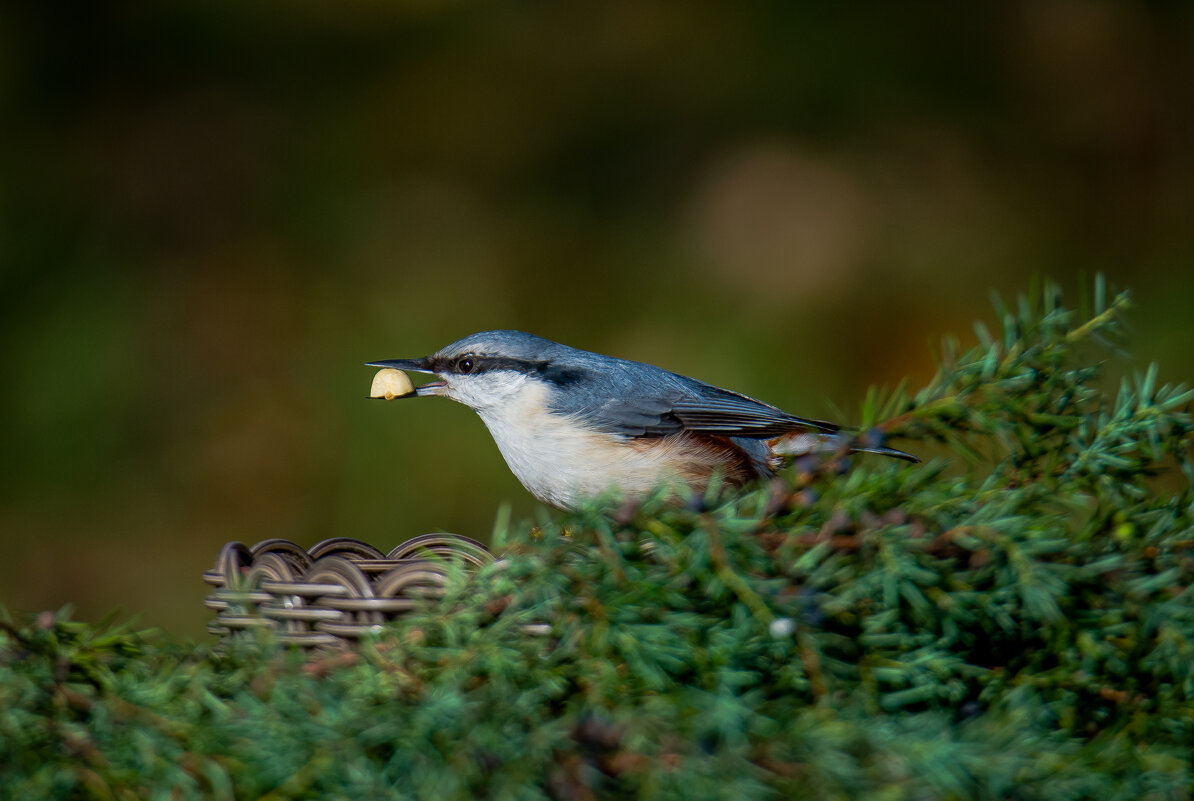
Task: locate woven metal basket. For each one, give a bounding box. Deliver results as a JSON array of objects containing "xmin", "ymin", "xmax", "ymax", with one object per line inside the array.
[{"xmin": 203, "ymin": 534, "xmax": 493, "ymax": 648}]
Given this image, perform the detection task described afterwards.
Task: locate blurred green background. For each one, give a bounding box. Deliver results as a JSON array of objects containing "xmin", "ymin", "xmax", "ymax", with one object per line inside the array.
[{"xmin": 2, "ymin": 2, "xmax": 1192, "ymax": 637}]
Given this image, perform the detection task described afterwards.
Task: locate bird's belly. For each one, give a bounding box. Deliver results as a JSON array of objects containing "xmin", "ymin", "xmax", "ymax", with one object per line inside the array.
[{"xmin": 479, "ymin": 406, "xmax": 759, "ymax": 509}]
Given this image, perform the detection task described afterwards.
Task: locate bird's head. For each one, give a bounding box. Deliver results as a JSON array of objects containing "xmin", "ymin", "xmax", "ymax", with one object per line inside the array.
[{"xmin": 367, "ymin": 330, "xmax": 572, "ymax": 412}]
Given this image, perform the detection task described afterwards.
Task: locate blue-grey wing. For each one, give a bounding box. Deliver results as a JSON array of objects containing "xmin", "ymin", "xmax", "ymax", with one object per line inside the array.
[
  {"xmin": 559, "ymin": 365, "xmax": 838, "ymax": 439},
  {"xmin": 668, "ymin": 388, "xmax": 839, "ymax": 438}
]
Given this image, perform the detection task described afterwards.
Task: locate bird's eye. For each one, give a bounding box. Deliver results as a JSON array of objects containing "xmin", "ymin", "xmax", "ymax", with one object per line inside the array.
[{"xmin": 457, "ymin": 357, "xmax": 475, "ymax": 374}]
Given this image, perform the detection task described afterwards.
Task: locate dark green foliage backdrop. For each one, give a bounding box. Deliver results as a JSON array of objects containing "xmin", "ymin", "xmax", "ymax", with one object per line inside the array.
[
  {"xmin": 3, "ymin": 4, "xmax": 1194, "ymax": 634},
  {"xmin": 3, "ymin": 285, "xmax": 1191, "ymax": 799}
]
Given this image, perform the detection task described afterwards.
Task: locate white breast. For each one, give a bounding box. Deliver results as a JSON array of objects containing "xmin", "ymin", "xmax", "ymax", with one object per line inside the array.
[{"xmin": 475, "ymin": 382, "xmax": 692, "ymax": 509}]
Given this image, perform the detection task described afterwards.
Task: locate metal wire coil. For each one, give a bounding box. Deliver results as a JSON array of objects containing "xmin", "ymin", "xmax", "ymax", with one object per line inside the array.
[{"xmin": 204, "ymin": 534, "xmax": 493, "ymax": 647}]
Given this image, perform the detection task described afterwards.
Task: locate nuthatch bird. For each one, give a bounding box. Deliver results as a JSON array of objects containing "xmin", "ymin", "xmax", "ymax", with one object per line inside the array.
[{"xmin": 368, "ymin": 330, "xmax": 918, "ymax": 510}]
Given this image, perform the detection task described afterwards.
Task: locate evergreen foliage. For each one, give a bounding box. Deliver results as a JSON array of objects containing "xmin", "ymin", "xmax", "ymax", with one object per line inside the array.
[{"xmin": 3, "ymin": 279, "xmax": 1193, "ymax": 800}]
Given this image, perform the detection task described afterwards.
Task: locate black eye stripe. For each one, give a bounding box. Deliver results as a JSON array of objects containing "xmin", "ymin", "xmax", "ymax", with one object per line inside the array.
[
  {"xmin": 431, "ymin": 354, "xmax": 500, "ymax": 374},
  {"xmin": 468, "ymin": 356, "xmax": 520, "ymax": 373},
  {"xmin": 429, "ymin": 354, "xmax": 586, "ymax": 384}
]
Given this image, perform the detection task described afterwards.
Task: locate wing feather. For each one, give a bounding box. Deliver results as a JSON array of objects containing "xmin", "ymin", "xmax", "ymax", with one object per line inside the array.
[
  {"xmin": 671, "ymin": 389, "xmax": 840, "ymax": 438},
  {"xmin": 577, "ymin": 379, "xmax": 838, "ymax": 440}
]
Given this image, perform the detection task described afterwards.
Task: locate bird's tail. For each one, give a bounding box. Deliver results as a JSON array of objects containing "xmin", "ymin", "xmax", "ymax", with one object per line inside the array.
[
  {"xmin": 848, "ymin": 444, "xmax": 920, "ymax": 463},
  {"xmin": 771, "ymin": 431, "xmax": 920, "ymax": 464}
]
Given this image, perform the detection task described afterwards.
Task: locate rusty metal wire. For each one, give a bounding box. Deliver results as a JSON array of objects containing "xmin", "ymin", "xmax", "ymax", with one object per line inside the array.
[{"xmin": 203, "ymin": 534, "xmax": 493, "ymax": 647}]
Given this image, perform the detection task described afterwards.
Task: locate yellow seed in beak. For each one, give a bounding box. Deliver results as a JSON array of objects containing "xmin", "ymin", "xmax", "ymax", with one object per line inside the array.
[{"xmin": 369, "ymin": 368, "xmax": 416, "ymax": 400}]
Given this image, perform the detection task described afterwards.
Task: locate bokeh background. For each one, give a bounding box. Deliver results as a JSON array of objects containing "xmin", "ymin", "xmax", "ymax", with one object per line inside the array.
[{"xmin": 2, "ymin": 2, "xmax": 1192, "ymax": 637}]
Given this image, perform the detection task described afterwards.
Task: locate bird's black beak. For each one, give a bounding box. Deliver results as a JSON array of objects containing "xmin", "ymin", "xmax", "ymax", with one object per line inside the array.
[
  {"xmin": 365, "ymin": 357, "xmax": 445, "ymax": 397},
  {"xmin": 366, "ymin": 358, "xmax": 434, "ymax": 374}
]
